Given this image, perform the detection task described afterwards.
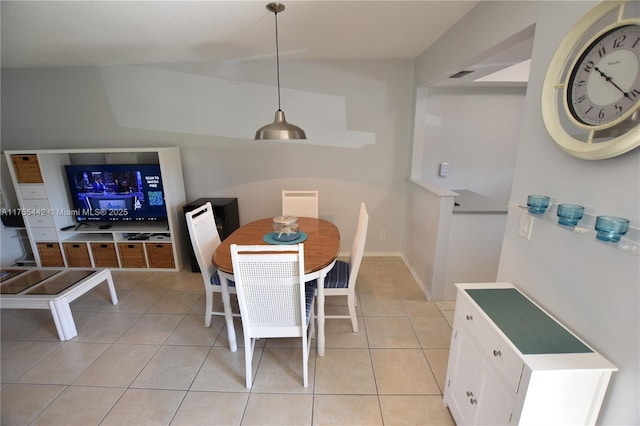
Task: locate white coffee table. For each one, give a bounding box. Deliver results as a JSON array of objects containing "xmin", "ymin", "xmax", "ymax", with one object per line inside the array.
[{"xmin": 0, "ymin": 268, "xmax": 118, "ymax": 341}]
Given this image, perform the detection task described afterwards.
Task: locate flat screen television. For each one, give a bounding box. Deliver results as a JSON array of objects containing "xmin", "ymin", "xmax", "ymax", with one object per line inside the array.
[{"xmin": 64, "ymin": 163, "xmax": 167, "ymax": 223}]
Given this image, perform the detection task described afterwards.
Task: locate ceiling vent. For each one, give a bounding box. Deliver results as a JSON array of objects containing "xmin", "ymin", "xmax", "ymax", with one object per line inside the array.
[
  {"xmin": 449, "ymin": 70, "xmax": 475, "ymax": 79},
  {"xmin": 449, "ymin": 70, "xmax": 474, "ymax": 78}
]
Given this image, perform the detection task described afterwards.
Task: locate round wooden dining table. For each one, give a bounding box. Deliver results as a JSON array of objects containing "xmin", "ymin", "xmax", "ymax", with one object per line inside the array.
[{"xmin": 213, "ymin": 217, "xmax": 340, "ymax": 356}]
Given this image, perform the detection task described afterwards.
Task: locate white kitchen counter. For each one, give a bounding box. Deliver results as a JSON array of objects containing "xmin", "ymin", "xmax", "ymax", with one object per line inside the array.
[{"xmin": 452, "ymin": 189, "xmax": 507, "ymax": 214}]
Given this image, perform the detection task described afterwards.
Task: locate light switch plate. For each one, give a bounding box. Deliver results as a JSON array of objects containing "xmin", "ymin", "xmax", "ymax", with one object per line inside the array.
[{"xmin": 519, "ymin": 213, "xmax": 533, "ymax": 240}]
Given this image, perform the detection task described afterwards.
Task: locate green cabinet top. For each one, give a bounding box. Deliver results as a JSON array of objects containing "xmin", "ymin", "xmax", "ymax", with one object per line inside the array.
[{"xmin": 466, "ymin": 288, "xmax": 592, "ymax": 355}]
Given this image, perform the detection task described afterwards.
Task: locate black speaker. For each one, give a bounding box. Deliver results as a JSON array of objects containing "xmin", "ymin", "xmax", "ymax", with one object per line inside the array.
[{"xmin": 183, "ymin": 198, "xmax": 240, "ymax": 272}]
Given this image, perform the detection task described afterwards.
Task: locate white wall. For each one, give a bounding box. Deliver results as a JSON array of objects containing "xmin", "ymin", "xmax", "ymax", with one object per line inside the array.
[
  {"xmin": 404, "ymin": 180, "xmax": 457, "ymax": 300},
  {"xmin": 443, "ymin": 212, "xmax": 506, "ymax": 300},
  {"xmin": 411, "ymin": 1, "xmax": 639, "ymax": 424},
  {"xmin": 0, "ymin": 155, "xmax": 26, "ymax": 263},
  {"xmin": 498, "ymin": 2, "xmax": 639, "ymax": 423},
  {"xmin": 419, "ymin": 86, "xmax": 524, "ymax": 203},
  {"xmin": 1, "ymin": 59, "xmax": 414, "ymax": 261}
]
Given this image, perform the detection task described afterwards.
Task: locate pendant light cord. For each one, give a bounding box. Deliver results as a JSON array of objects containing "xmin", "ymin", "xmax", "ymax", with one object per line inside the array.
[
  {"xmin": 255, "ymin": 3, "xmax": 306, "ymax": 139},
  {"xmin": 274, "ymin": 9, "xmax": 282, "ymax": 111}
]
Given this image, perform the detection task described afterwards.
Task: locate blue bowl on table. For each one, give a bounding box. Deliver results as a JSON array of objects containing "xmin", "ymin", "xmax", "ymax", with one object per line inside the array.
[{"xmin": 273, "ymin": 231, "xmax": 300, "ymax": 242}]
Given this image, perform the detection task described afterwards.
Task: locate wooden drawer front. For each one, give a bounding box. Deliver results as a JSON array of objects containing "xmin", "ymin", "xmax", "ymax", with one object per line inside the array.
[
  {"xmin": 11, "ymin": 154, "xmax": 43, "ymax": 183},
  {"xmin": 25, "ymin": 214, "xmax": 55, "ymax": 229},
  {"xmin": 457, "ymin": 294, "xmax": 523, "ymax": 393},
  {"xmin": 117, "ymin": 243, "xmax": 147, "ymax": 268},
  {"xmin": 36, "ymin": 242, "xmax": 65, "ymax": 267},
  {"xmin": 62, "ymin": 242, "xmax": 92, "ymax": 267},
  {"xmin": 146, "ymin": 243, "xmax": 175, "ymax": 269},
  {"xmin": 18, "ymin": 184, "xmax": 47, "ymax": 199},
  {"xmin": 90, "ymin": 243, "xmax": 119, "ymax": 268},
  {"xmin": 30, "ymin": 228, "xmax": 58, "ymax": 241}
]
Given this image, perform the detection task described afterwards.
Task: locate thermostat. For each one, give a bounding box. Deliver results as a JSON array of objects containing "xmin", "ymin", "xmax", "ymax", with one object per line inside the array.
[{"xmin": 439, "ymin": 162, "xmax": 450, "ymax": 177}]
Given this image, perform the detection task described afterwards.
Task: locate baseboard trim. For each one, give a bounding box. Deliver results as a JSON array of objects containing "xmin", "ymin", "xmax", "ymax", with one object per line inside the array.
[
  {"xmin": 399, "ymin": 253, "xmax": 431, "ymax": 300},
  {"xmin": 338, "ymin": 251, "xmax": 432, "ymax": 301}
]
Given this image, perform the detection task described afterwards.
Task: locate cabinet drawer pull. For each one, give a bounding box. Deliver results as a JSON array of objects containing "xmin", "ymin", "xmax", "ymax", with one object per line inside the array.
[
  {"xmin": 493, "ymin": 350, "xmax": 502, "ymax": 357},
  {"xmin": 470, "ymin": 398, "xmax": 477, "ymax": 405},
  {"xmin": 465, "ymin": 314, "xmax": 473, "ymax": 321},
  {"xmin": 466, "ymin": 391, "xmax": 474, "ymax": 397}
]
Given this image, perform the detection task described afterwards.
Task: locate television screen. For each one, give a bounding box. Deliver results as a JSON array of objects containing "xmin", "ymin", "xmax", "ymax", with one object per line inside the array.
[{"xmin": 64, "ymin": 164, "xmax": 167, "ymax": 223}]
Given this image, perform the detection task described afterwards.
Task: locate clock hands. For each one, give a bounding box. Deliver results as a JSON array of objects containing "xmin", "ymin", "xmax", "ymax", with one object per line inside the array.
[{"xmin": 594, "ymin": 65, "xmax": 633, "ymax": 101}]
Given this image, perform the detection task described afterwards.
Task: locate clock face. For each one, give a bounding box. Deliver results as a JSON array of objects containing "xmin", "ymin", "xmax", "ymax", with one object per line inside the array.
[
  {"xmin": 567, "ymin": 24, "xmax": 640, "ymax": 128},
  {"xmin": 541, "ymin": 1, "xmax": 640, "ymax": 160}
]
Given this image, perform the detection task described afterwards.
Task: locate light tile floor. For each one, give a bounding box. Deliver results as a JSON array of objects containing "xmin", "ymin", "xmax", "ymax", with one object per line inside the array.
[{"xmin": 1, "ymin": 257, "xmax": 456, "ymax": 425}]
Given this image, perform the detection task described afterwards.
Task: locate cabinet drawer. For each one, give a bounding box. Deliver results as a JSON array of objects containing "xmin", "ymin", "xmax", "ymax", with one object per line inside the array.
[
  {"xmin": 62, "ymin": 242, "xmax": 92, "ymax": 267},
  {"xmin": 22, "ymin": 198, "xmax": 51, "ymax": 210},
  {"xmin": 456, "ymin": 293, "xmax": 523, "ymax": 392},
  {"xmin": 11, "ymin": 154, "xmax": 43, "ymax": 183},
  {"xmin": 25, "ymin": 214, "xmax": 55, "ymax": 229},
  {"xmin": 36, "ymin": 242, "xmax": 65, "ymax": 267},
  {"xmin": 117, "ymin": 242, "xmax": 147, "ymax": 268},
  {"xmin": 146, "ymin": 243, "xmax": 176, "ymax": 269},
  {"xmin": 90, "ymin": 242, "xmax": 119, "ymax": 268},
  {"xmin": 30, "ymin": 227, "xmax": 58, "ymax": 241},
  {"xmin": 18, "ymin": 184, "xmax": 47, "ymax": 199}
]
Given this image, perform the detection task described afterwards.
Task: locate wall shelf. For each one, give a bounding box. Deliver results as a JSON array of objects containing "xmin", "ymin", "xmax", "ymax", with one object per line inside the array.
[{"xmin": 516, "ymin": 203, "xmax": 639, "ymax": 256}]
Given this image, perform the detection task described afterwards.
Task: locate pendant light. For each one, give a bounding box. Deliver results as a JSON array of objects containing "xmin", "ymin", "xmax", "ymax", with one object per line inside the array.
[{"xmin": 255, "ymin": 2, "xmax": 307, "ymax": 140}]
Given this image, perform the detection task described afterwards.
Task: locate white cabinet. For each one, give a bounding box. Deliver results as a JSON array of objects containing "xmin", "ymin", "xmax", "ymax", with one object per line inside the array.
[
  {"xmin": 4, "ymin": 148, "xmax": 187, "ymax": 271},
  {"xmin": 18, "ymin": 184, "xmax": 57, "ymax": 241},
  {"xmin": 447, "ymin": 326, "xmax": 516, "ymax": 425},
  {"xmin": 18, "ymin": 185, "xmax": 47, "ymax": 199},
  {"xmin": 444, "ymin": 282, "xmax": 617, "ymax": 425},
  {"xmin": 447, "ymin": 328, "xmax": 485, "ymax": 424}
]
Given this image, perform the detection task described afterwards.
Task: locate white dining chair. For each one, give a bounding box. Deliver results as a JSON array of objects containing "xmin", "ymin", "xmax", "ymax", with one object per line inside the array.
[
  {"xmin": 282, "ymin": 190, "xmax": 318, "ymax": 218},
  {"xmin": 322, "ymin": 202, "xmax": 368, "ymax": 332},
  {"xmin": 230, "ymin": 243, "xmax": 316, "ymax": 388},
  {"xmin": 185, "ymin": 202, "xmax": 239, "ymax": 328}
]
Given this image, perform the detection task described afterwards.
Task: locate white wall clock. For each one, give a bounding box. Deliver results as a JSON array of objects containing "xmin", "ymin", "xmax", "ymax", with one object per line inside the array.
[{"xmin": 541, "ymin": 1, "xmax": 640, "ymax": 160}]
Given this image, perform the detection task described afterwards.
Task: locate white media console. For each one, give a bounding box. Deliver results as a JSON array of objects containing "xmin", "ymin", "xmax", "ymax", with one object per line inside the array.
[{"xmin": 4, "ymin": 147, "xmax": 188, "ymax": 271}]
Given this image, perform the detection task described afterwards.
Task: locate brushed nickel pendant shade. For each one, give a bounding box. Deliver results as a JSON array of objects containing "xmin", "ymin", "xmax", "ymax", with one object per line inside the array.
[{"xmin": 255, "ymin": 2, "xmax": 307, "ymax": 140}]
